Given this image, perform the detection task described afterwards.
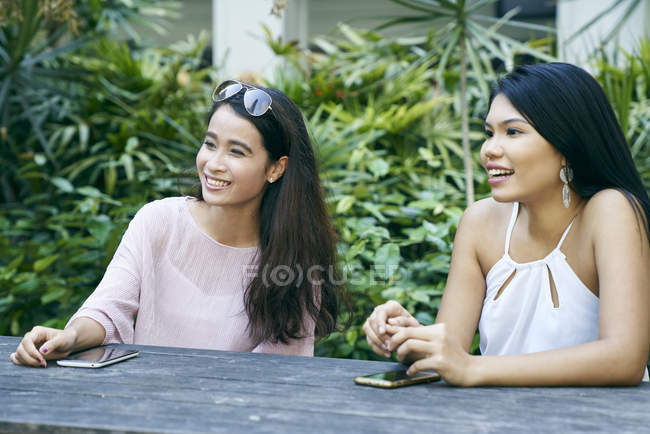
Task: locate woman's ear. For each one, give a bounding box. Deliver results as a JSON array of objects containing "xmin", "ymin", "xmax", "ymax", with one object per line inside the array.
[{"xmin": 267, "ymin": 156, "xmax": 288, "ymax": 183}]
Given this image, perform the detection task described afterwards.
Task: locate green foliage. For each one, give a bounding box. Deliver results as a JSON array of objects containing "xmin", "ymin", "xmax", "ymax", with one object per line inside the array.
[
  {"xmin": 267, "ymin": 25, "xmax": 490, "ymax": 359},
  {"xmin": 592, "ymin": 37, "xmax": 650, "ymax": 189},
  {"xmin": 379, "ymin": 0, "xmax": 557, "ymax": 204},
  {"xmin": 0, "ymin": 1, "xmax": 211, "ymax": 336},
  {"xmin": 1, "ymin": 1, "xmax": 648, "ymax": 363}
]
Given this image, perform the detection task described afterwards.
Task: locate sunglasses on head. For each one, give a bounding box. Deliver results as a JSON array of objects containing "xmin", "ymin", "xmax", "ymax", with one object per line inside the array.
[{"xmin": 211, "ymin": 80, "xmax": 273, "ymax": 117}]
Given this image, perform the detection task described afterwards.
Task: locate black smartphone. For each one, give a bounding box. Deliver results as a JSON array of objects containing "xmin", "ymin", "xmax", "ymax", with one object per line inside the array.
[
  {"xmin": 354, "ymin": 369, "xmax": 441, "ymax": 388},
  {"xmin": 56, "ymin": 346, "xmax": 139, "ymax": 368}
]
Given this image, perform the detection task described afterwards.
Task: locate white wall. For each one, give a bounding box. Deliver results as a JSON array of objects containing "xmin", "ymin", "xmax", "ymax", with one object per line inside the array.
[
  {"xmin": 557, "ymin": 0, "xmax": 650, "ymax": 67},
  {"xmin": 212, "ymin": 0, "xmax": 284, "ymax": 79}
]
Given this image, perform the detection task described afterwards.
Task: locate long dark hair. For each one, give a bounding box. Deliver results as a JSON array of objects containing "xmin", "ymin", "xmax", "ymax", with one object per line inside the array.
[
  {"xmin": 200, "ymin": 85, "xmax": 344, "ymax": 345},
  {"xmin": 490, "ymin": 62, "xmax": 650, "ymax": 239}
]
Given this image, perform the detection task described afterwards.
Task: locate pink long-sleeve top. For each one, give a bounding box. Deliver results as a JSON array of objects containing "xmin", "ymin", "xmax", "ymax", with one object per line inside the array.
[{"xmin": 67, "ymin": 196, "xmax": 314, "ymax": 356}]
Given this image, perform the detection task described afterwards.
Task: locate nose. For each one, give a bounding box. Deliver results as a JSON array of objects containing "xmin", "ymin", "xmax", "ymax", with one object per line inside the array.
[
  {"xmin": 480, "ymin": 136, "xmax": 503, "ymax": 161},
  {"xmin": 205, "ymin": 149, "xmax": 227, "ymax": 172}
]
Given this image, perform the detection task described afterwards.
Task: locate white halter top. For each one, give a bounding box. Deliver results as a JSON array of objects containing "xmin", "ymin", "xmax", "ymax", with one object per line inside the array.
[
  {"xmin": 479, "ymin": 202, "xmax": 599, "ymax": 354},
  {"xmin": 479, "ymin": 202, "xmax": 648, "ymax": 381},
  {"xmin": 479, "ymin": 203, "xmax": 649, "ymax": 381}
]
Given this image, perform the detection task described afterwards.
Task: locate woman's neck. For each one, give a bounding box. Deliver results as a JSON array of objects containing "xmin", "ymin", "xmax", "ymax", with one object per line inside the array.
[
  {"xmin": 519, "ymin": 191, "xmax": 586, "ymax": 243},
  {"xmin": 191, "ymin": 200, "xmax": 261, "ymax": 248}
]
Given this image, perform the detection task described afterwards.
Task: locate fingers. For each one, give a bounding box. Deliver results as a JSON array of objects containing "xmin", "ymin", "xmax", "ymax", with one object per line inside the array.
[
  {"xmin": 14, "ymin": 332, "xmax": 47, "ymax": 368},
  {"xmin": 386, "ymin": 324, "xmax": 429, "ymax": 351},
  {"xmin": 40, "ymin": 332, "xmax": 72, "ymax": 360},
  {"xmin": 395, "ymin": 337, "xmax": 433, "ymax": 362},
  {"xmin": 387, "ymin": 315, "xmax": 420, "ymax": 328},
  {"xmin": 406, "ymin": 357, "xmax": 436, "ymax": 376},
  {"xmin": 371, "ymin": 306, "xmax": 388, "ymax": 337},
  {"xmin": 362, "ymin": 301, "xmax": 417, "ymax": 358},
  {"xmin": 12, "ymin": 326, "xmax": 68, "ymax": 368},
  {"xmin": 363, "ymin": 320, "xmax": 390, "ymax": 358},
  {"xmin": 366, "ymin": 300, "xmax": 408, "ymax": 340}
]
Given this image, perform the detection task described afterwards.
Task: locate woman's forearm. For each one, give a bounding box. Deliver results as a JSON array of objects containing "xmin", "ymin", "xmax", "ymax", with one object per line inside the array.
[
  {"xmin": 66, "ymin": 317, "xmax": 106, "ymax": 352},
  {"xmin": 469, "ymin": 339, "xmax": 647, "ymax": 386}
]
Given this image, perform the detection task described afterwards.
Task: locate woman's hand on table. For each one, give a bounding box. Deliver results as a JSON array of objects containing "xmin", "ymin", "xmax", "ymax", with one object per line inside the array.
[
  {"xmin": 10, "ymin": 326, "xmax": 77, "ymax": 368},
  {"xmin": 386, "ymin": 322, "xmax": 476, "ymax": 386},
  {"xmin": 362, "ymin": 300, "xmax": 420, "ymax": 358}
]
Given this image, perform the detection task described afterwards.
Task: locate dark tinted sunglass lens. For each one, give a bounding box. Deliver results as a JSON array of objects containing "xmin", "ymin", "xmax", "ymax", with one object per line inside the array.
[
  {"xmin": 243, "ymin": 89, "xmax": 272, "ymax": 116},
  {"xmin": 213, "ymin": 81, "xmax": 242, "ymax": 102}
]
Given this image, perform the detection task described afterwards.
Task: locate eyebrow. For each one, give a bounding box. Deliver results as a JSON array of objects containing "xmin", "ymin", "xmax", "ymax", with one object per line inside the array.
[
  {"xmin": 205, "ymin": 131, "xmax": 253, "ymax": 154},
  {"xmin": 484, "ymin": 117, "xmax": 529, "ymax": 127}
]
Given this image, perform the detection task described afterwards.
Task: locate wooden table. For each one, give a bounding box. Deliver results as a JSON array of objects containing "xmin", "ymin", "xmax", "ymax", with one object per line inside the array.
[{"xmin": 1, "ymin": 336, "xmax": 648, "ymax": 433}]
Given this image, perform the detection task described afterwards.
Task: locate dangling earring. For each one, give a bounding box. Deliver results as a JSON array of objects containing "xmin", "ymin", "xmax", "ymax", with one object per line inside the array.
[{"xmin": 559, "ymin": 165, "xmax": 573, "ymax": 208}]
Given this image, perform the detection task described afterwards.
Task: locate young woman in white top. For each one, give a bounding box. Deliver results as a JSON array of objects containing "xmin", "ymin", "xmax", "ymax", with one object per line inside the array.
[{"xmin": 363, "ymin": 62, "xmax": 650, "ymax": 386}]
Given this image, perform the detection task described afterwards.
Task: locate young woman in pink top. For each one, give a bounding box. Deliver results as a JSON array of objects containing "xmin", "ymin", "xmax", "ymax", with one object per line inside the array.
[
  {"xmin": 364, "ymin": 63, "xmax": 650, "ymax": 386},
  {"xmin": 11, "ymin": 82, "xmax": 345, "ymax": 367}
]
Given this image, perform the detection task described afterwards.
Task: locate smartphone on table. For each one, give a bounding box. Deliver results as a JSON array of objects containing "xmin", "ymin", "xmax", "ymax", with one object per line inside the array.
[
  {"xmin": 56, "ymin": 346, "xmax": 139, "ymax": 368},
  {"xmin": 354, "ymin": 369, "xmax": 441, "ymax": 388}
]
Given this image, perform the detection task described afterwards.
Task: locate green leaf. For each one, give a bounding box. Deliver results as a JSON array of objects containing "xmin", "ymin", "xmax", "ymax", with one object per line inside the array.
[
  {"xmin": 76, "ymin": 186, "xmax": 104, "ymax": 198},
  {"xmin": 411, "ymin": 290, "xmax": 430, "ymax": 304},
  {"xmin": 346, "ymin": 240, "xmax": 367, "ymax": 261},
  {"xmin": 408, "ymin": 199, "xmax": 440, "ymax": 210},
  {"xmin": 34, "ymin": 154, "xmax": 47, "ymax": 166},
  {"xmin": 125, "ymin": 136, "xmax": 139, "ymax": 152},
  {"xmin": 120, "ymin": 153, "xmax": 135, "ymax": 180},
  {"xmin": 368, "ymin": 158, "xmax": 390, "ymax": 178},
  {"xmin": 50, "ymin": 177, "xmax": 74, "ymax": 193},
  {"xmin": 375, "ymin": 243, "xmax": 401, "ymax": 276},
  {"xmin": 88, "ymin": 215, "xmax": 113, "ymax": 243},
  {"xmin": 14, "ymin": 278, "xmax": 39, "ymax": 293},
  {"xmin": 345, "ymin": 329, "xmax": 358, "ymax": 345},
  {"xmin": 336, "ymin": 196, "xmax": 356, "ymax": 214},
  {"xmin": 41, "ymin": 288, "xmax": 67, "ymax": 305},
  {"xmin": 33, "ymin": 254, "xmax": 60, "ymax": 272}
]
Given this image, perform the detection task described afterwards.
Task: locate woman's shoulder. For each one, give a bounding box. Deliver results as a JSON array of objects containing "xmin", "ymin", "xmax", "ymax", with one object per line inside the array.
[
  {"xmin": 458, "ymin": 198, "xmax": 515, "ymax": 269},
  {"xmin": 581, "ymin": 188, "xmax": 648, "ymax": 244},
  {"xmin": 135, "ymin": 196, "xmax": 187, "ymax": 219},
  {"xmin": 461, "ymin": 197, "xmax": 513, "ymax": 227},
  {"xmin": 583, "ymin": 188, "xmax": 633, "ymax": 211},
  {"xmin": 582, "ymin": 189, "xmax": 641, "ymax": 227},
  {"xmin": 128, "ymin": 197, "xmax": 189, "ymax": 235}
]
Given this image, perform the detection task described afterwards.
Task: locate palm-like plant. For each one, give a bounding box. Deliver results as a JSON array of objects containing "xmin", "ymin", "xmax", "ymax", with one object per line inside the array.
[
  {"xmin": 0, "ymin": 0, "xmax": 89, "ymax": 202},
  {"xmin": 0, "ymin": 0, "xmax": 179, "ymax": 204},
  {"xmin": 379, "ymin": 0, "xmax": 556, "ymax": 205}
]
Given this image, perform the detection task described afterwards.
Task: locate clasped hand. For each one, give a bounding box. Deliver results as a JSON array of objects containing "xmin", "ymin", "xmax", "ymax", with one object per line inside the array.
[{"xmin": 362, "ymin": 300, "xmax": 475, "ymax": 386}]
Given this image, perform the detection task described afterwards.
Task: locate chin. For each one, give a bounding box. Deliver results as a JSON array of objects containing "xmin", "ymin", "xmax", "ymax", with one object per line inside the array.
[{"xmin": 490, "ymin": 190, "xmax": 519, "ymax": 203}]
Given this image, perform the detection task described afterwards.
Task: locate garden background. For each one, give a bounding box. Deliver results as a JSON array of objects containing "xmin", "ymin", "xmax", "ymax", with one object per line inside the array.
[{"xmin": 1, "ymin": 0, "xmax": 649, "ymax": 361}]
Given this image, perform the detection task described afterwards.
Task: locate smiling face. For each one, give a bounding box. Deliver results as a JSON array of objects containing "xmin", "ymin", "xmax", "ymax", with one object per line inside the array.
[
  {"xmin": 196, "ymin": 104, "xmax": 283, "ymax": 213},
  {"xmin": 480, "ymin": 93, "xmax": 565, "ymax": 204}
]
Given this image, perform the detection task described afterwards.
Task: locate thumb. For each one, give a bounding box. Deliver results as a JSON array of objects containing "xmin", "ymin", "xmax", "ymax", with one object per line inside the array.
[{"xmin": 40, "ymin": 333, "xmax": 72, "ymax": 357}]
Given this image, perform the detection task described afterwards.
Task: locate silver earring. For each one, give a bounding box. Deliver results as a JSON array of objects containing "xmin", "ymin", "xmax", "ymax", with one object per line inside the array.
[
  {"xmin": 559, "ymin": 165, "xmax": 573, "ymax": 208},
  {"xmin": 268, "ymin": 178, "xmax": 274, "ymax": 183}
]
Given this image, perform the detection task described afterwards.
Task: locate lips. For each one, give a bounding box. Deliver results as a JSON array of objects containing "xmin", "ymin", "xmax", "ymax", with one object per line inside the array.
[
  {"xmin": 204, "ymin": 174, "xmax": 231, "ymax": 190},
  {"xmin": 487, "ymin": 168, "xmax": 514, "ymax": 177},
  {"xmin": 485, "ymin": 164, "xmax": 514, "ymax": 186}
]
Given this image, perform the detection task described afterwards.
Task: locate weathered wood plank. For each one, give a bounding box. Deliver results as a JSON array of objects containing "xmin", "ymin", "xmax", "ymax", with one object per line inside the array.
[{"xmin": 1, "ymin": 336, "xmax": 649, "ymax": 434}]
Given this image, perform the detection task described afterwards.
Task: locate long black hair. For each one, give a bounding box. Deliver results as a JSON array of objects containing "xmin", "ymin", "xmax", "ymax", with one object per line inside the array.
[
  {"xmin": 490, "ymin": 62, "xmax": 650, "ymax": 239},
  {"xmin": 200, "ymin": 84, "xmax": 345, "ymax": 345}
]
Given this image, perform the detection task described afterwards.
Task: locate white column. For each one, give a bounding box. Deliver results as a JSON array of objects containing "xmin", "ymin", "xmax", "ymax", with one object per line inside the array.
[
  {"xmin": 284, "ymin": 0, "xmax": 309, "ymax": 50},
  {"xmin": 212, "ymin": 0, "xmax": 285, "ymax": 79},
  {"xmin": 557, "ymin": 0, "xmax": 650, "ymax": 67}
]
